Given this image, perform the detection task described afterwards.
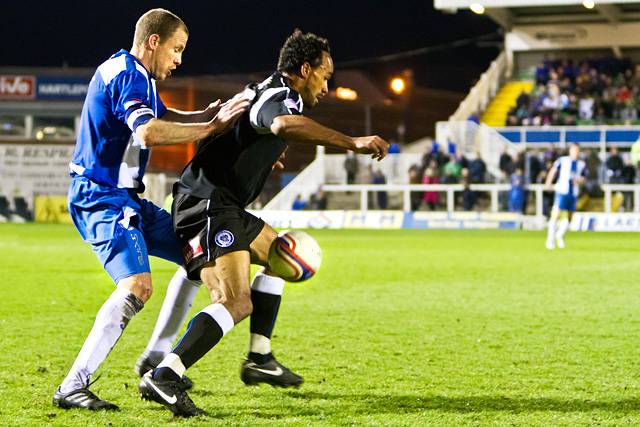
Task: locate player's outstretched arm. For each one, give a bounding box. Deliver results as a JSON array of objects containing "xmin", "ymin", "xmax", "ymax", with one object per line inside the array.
[
  {"xmin": 136, "ymin": 97, "xmax": 250, "ymax": 147},
  {"xmin": 162, "ymin": 100, "xmax": 222, "ymax": 123},
  {"xmin": 545, "ymin": 165, "xmax": 558, "ymax": 189},
  {"xmin": 271, "ymin": 115, "xmax": 389, "ymax": 161}
]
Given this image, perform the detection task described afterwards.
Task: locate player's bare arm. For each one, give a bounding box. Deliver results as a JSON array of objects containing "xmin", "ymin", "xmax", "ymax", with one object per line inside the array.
[
  {"xmin": 545, "ymin": 165, "xmax": 558, "ymax": 189},
  {"xmin": 136, "ymin": 96, "xmax": 250, "ymax": 146},
  {"xmin": 162, "ymin": 100, "xmax": 223, "ymax": 123},
  {"xmin": 271, "ymin": 115, "xmax": 389, "ymax": 160}
]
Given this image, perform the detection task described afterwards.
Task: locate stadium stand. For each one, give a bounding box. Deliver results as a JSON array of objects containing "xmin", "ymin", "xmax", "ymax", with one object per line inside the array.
[{"xmin": 506, "ymin": 57, "xmax": 640, "ymax": 127}]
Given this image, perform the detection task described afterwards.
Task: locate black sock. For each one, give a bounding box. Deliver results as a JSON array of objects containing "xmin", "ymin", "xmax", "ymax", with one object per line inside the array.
[
  {"xmin": 248, "ymin": 290, "xmax": 281, "ymax": 364},
  {"xmin": 248, "ymin": 351, "xmax": 274, "ymax": 364},
  {"xmin": 173, "ymin": 312, "xmax": 224, "ymax": 369},
  {"xmin": 153, "ymin": 367, "xmax": 181, "ymax": 382},
  {"xmin": 250, "ymin": 290, "xmax": 281, "ymax": 337}
]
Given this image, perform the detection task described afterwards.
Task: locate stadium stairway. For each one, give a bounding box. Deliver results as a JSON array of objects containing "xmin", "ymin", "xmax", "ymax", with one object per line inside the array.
[{"xmin": 481, "ymin": 81, "xmax": 534, "ymax": 127}]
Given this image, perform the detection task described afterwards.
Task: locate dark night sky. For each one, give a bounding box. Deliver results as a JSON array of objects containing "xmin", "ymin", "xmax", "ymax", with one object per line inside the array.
[{"xmin": 2, "ymin": 1, "xmax": 500, "ymax": 92}]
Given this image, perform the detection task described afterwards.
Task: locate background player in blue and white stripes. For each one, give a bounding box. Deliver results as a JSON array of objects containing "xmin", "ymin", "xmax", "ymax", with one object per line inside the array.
[
  {"xmin": 545, "ymin": 143, "xmax": 587, "ymax": 249},
  {"xmin": 53, "ymin": 9, "xmax": 249, "ymax": 410}
]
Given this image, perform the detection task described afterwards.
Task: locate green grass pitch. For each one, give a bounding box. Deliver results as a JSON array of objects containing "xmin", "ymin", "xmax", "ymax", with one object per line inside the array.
[{"xmin": 1, "ymin": 223, "xmax": 640, "ymax": 426}]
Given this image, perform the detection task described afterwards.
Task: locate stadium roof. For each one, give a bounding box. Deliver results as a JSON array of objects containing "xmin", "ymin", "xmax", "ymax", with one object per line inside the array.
[{"xmin": 434, "ymin": 0, "xmax": 640, "ymax": 27}]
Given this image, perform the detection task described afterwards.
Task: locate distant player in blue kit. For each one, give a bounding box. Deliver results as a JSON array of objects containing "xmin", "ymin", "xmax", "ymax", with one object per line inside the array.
[
  {"xmin": 53, "ymin": 9, "xmax": 249, "ymax": 410},
  {"xmin": 508, "ymin": 166, "xmax": 525, "ymax": 213},
  {"xmin": 545, "ymin": 143, "xmax": 586, "ymax": 249}
]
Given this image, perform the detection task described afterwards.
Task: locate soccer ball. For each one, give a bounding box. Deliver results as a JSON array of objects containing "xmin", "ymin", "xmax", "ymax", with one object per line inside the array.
[{"xmin": 268, "ymin": 230, "xmax": 322, "ymax": 282}]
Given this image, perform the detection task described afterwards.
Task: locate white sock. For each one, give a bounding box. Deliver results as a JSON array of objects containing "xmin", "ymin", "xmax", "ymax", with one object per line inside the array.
[
  {"xmin": 556, "ymin": 218, "xmax": 570, "ymax": 240},
  {"xmin": 142, "ymin": 267, "xmax": 199, "ymax": 361},
  {"xmin": 59, "ymin": 286, "xmax": 144, "ymax": 393},
  {"xmin": 547, "ymin": 218, "xmax": 557, "ymax": 243},
  {"xmin": 249, "ymin": 269, "xmax": 284, "ymax": 355},
  {"xmin": 250, "ymin": 333, "xmax": 272, "ymax": 355},
  {"xmin": 251, "ymin": 268, "xmax": 285, "ymax": 296},
  {"xmin": 156, "ymin": 353, "xmax": 186, "ymax": 378}
]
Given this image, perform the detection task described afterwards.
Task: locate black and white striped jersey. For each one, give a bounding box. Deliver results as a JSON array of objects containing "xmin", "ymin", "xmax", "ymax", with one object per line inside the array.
[{"xmin": 175, "ymin": 72, "xmax": 303, "ymax": 206}]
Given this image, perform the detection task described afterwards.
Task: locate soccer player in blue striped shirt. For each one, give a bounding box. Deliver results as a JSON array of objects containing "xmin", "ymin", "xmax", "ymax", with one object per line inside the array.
[{"xmin": 52, "ymin": 9, "xmax": 249, "ymax": 410}]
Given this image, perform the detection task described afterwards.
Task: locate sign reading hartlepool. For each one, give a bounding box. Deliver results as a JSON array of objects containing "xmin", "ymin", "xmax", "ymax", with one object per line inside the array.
[{"xmin": 0, "ymin": 75, "xmax": 89, "ymax": 100}]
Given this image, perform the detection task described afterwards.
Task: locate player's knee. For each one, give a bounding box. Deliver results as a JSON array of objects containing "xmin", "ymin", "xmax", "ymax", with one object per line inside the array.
[
  {"xmin": 132, "ymin": 281, "xmax": 152, "ymax": 303},
  {"xmin": 119, "ymin": 275, "xmax": 153, "ymax": 303}
]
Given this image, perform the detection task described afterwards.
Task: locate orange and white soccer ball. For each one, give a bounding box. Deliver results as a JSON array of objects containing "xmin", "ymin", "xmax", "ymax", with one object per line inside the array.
[{"xmin": 268, "ymin": 230, "xmax": 322, "ymax": 282}]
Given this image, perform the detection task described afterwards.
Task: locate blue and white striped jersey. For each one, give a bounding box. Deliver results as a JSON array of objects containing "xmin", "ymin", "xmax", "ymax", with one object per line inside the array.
[
  {"xmin": 553, "ymin": 156, "xmax": 586, "ymax": 196},
  {"xmin": 69, "ymin": 49, "xmax": 167, "ymax": 191}
]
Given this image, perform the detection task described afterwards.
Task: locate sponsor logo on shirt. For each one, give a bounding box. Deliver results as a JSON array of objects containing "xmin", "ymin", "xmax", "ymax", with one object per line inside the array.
[{"xmin": 183, "ymin": 235, "xmax": 204, "ymax": 263}]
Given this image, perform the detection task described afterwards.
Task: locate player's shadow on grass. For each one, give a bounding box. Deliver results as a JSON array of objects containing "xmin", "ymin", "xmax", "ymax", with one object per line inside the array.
[{"xmin": 281, "ymin": 391, "xmax": 640, "ymax": 415}]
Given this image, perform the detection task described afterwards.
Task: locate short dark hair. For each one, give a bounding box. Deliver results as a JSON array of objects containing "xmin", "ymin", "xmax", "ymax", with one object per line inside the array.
[
  {"xmin": 133, "ymin": 8, "xmax": 188, "ymax": 47},
  {"xmin": 277, "ymin": 30, "xmax": 330, "ymax": 75}
]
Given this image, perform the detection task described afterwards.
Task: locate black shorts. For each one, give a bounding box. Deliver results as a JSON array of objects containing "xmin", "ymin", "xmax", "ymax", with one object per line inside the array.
[{"xmin": 172, "ymin": 191, "xmax": 265, "ymax": 280}]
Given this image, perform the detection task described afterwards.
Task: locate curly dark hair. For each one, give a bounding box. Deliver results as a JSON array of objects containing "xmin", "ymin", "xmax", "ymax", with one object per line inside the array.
[{"xmin": 277, "ymin": 29, "xmax": 331, "ymax": 76}]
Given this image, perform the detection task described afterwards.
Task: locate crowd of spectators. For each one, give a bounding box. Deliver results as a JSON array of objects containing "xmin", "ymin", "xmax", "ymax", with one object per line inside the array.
[
  {"xmin": 507, "ymin": 57, "xmax": 640, "ymax": 126},
  {"xmin": 408, "ymin": 140, "xmax": 487, "ymax": 211},
  {"xmin": 291, "ymin": 187, "xmax": 328, "ymax": 211},
  {"xmin": 292, "ymin": 139, "xmax": 640, "ymax": 213},
  {"xmin": 409, "ymin": 140, "xmax": 640, "ymax": 214}
]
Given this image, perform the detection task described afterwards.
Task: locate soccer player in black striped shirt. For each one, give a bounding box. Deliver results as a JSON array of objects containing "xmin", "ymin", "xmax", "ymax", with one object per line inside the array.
[{"xmin": 139, "ymin": 30, "xmax": 389, "ymax": 417}]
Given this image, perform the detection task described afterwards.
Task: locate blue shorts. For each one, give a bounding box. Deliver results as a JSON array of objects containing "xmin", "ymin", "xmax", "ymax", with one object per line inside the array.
[
  {"xmin": 555, "ymin": 193, "xmax": 576, "ymax": 211},
  {"xmin": 68, "ymin": 176, "xmax": 183, "ymax": 284}
]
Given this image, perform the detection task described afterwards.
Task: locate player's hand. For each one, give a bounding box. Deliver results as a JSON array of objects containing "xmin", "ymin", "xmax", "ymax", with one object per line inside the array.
[
  {"xmin": 203, "ymin": 99, "xmax": 222, "ymax": 120},
  {"xmin": 353, "ymin": 136, "xmax": 389, "ymax": 161},
  {"xmin": 272, "ymin": 147, "xmax": 288, "ymax": 170},
  {"xmin": 210, "ymin": 96, "xmax": 251, "ymax": 135}
]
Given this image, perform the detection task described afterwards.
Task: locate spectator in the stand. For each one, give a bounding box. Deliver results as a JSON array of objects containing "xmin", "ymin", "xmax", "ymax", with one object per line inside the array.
[
  {"xmin": 516, "ymin": 90, "xmax": 530, "ymax": 111},
  {"xmin": 315, "ymin": 187, "xmax": 328, "ymax": 210},
  {"xmin": 606, "ymin": 146, "xmax": 624, "ymax": 183},
  {"xmin": 499, "ymin": 148, "xmax": 514, "ymax": 179},
  {"xmin": 291, "ymin": 194, "xmax": 306, "ymax": 210},
  {"xmin": 371, "ymin": 167, "xmax": 388, "ymax": 209},
  {"xmin": 408, "ymin": 164, "xmax": 422, "ymax": 211},
  {"xmin": 616, "ymin": 84, "xmax": 633, "ymax": 103},
  {"xmin": 442, "ymin": 156, "xmax": 462, "ymax": 184},
  {"xmin": 621, "ymin": 159, "xmax": 637, "ymax": 210},
  {"xmin": 528, "ymin": 149, "xmax": 543, "ymax": 185},
  {"xmin": 584, "ymin": 148, "xmax": 601, "ymax": 196},
  {"xmin": 536, "ymin": 62, "xmax": 549, "ymax": 85},
  {"xmin": 307, "ymin": 186, "xmax": 327, "ymax": 210},
  {"xmin": 508, "ymin": 167, "xmax": 526, "ymax": 213},
  {"xmin": 422, "ymin": 141, "xmax": 449, "ymax": 172},
  {"xmin": 461, "ymin": 168, "xmax": 476, "ymax": 211},
  {"xmin": 509, "ymin": 57, "xmax": 640, "ymax": 126},
  {"xmin": 388, "ymin": 141, "xmax": 401, "ymax": 182},
  {"xmin": 579, "ymin": 94, "xmax": 594, "ymax": 120},
  {"xmin": 631, "ymin": 138, "xmax": 640, "ymax": 167},
  {"xmin": 422, "ymin": 166, "xmax": 440, "ymax": 210},
  {"xmin": 513, "ymin": 151, "xmax": 525, "ymax": 173},
  {"xmin": 619, "ymin": 100, "xmax": 637, "ymax": 123},
  {"xmin": 468, "ymin": 152, "xmax": 486, "ymax": 183},
  {"xmin": 344, "ymin": 150, "xmax": 358, "ymax": 185},
  {"xmin": 307, "ymin": 186, "xmax": 328, "ymax": 211}
]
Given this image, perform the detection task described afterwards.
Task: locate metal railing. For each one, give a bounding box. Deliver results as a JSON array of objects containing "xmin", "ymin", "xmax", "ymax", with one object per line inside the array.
[
  {"xmin": 602, "ymin": 184, "xmax": 640, "ymax": 213},
  {"xmin": 321, "ymin": 183, "xmax": 551, "ymax": 215}
]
